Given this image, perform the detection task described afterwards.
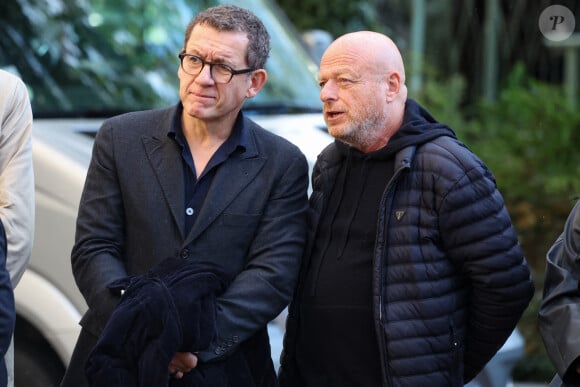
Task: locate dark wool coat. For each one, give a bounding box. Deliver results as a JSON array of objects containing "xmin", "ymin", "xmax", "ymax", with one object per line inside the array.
[
  {"xmin": 280, "ymin": 99, "xmax": 535, "ymax": 387},
  {"xmin": 68, "ymin": 105, "xmax": 309, "ymax": 387}
]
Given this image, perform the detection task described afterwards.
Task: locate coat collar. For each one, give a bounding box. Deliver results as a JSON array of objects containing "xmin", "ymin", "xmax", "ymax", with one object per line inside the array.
[{"xmin": 141, "ymin": 105, "xmax": 265, "ymax": 242}]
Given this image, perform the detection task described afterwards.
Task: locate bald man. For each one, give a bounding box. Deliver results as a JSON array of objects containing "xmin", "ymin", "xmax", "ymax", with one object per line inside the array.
[{"xmin": 279, "ymin": 31, "xmax": 534, "ymax": 387}]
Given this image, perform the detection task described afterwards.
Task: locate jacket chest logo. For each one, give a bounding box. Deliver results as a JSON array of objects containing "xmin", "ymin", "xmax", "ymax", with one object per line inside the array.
[{"xmin": 395, "ymin": 210, "xmax": 405, "ymax": 221}]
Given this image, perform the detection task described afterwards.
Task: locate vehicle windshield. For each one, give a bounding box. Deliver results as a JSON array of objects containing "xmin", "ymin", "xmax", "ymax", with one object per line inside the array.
[{"xmin": 0, "ymin": 0, "xmax": 322, "ymax": 118}]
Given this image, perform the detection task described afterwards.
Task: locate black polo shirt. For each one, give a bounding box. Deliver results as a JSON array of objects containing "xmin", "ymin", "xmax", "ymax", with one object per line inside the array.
[{"xmin": 168, "ymin": 106, "xmax": 247, "ymax": 233}]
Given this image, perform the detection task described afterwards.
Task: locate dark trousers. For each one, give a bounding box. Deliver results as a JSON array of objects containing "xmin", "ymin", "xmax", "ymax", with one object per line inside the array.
[
  {"xmin": 0, "ymin": 221, "xmax": 15, "ymax": 387},
  {"xmin": 60, "ymin": 328, "xmax": 97, "ymax": 387}
]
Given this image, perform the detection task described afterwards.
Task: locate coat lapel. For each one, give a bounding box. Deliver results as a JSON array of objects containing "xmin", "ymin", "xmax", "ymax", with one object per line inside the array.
[
  {"xmin": 141, "ymin": 114, "xmax": 266, "ymax": 245},
  {"xmin": 142, "ymin": 134, "xmax": 186, "ymax": 239},
  {"xmin": 184, "ymin": 152, "xmax": 265, "ymax": 245}
]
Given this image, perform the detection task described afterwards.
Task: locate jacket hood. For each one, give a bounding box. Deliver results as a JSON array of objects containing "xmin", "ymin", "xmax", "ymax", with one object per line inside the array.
[{"xmin": 388, "ymin": 98, "xmax": 457, "ymax": 151}]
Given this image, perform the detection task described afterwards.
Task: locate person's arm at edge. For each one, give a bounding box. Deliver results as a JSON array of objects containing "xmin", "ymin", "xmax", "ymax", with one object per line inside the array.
[
  {"xmin": 539, "ymin": 198, "xmax": 580, "ymax": 384},
  {"xmin": 0, "ymin": 72, "xmax": 35, "ymax": 288}
]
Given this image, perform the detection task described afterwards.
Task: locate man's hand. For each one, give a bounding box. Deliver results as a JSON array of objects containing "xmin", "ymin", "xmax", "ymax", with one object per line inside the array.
[{"xmin": 169, "ymin": 352, "xmax": 198, "ymax": 379}]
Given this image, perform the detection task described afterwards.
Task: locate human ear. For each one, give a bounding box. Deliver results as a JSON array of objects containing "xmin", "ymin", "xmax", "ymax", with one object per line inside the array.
[
  {"xmin": 385, "ymin": 71, "xmax": 402, "ymax": 101},
  {"xmin": 246, "ymin": 69, "xmax": 268, "ymax": 98}
]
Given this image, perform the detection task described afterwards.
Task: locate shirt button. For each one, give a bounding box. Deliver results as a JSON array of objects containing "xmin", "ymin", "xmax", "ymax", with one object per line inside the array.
[
  {"xmin": 181, "ymin": 249, "xmax": 190, "ymax": 258},
  {"xmin": 186, "ymin": 207, "xmax": 194, "ymax": 216}
]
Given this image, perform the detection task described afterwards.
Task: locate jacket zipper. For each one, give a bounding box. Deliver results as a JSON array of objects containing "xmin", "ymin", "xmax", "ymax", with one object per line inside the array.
[{"xmin": 375, "ymin": 152, "xmax": 411, "ymax": 387}]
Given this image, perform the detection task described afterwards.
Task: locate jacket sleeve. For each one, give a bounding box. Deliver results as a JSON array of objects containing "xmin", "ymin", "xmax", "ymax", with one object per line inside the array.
[
  {"xmin": 197, "ymin": 145, "xmax": 309, "ymax": 363},
  {"xmin": 441, "ymin": 159, "xmax": 534, "ymax": 382},
  {"xmin": 0, "ymin": 71, "xmax": 35, "ymax": 287},
  {"xmin": 71, "ymin": 121, "xmax": 128, "ymax": 335},
  {"xmin": 538, "ymin": 199, "xmax": 580, "ymax": 384}
]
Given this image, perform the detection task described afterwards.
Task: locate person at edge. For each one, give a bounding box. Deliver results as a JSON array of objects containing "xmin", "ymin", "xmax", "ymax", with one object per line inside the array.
[
  {"xmin": 539, "ymin": 196, "xmax": 580, "ymax": 387},
  {"xmin": 0, "ymin": 69, "xmax": 35, "ymax": 387}
]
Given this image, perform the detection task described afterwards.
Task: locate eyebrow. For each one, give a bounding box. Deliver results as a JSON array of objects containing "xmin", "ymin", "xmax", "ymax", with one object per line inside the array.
[
  {"xmin": 319, "ymin": 69, "xmax": 360, "ymax": 80},
  {"xmin": 184, "ymin": 47, "xmax": 236, "ymax": 65}
]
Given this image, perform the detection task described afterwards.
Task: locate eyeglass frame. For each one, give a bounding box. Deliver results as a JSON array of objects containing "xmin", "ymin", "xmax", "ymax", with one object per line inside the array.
[{"xmin": 178, "ymin": 52, "xmax": 256, "ymax": 84}]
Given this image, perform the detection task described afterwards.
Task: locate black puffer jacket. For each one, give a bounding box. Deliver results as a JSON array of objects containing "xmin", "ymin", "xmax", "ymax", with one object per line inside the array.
[{"xmin": 280, "ymin": 99, "xmax": 534, "ymax": 387}]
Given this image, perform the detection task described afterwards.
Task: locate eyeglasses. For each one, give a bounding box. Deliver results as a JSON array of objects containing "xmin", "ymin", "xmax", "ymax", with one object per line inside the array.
[{"xmin": 178, "ymin": 53, "xmax": 255, "ymax": 84}]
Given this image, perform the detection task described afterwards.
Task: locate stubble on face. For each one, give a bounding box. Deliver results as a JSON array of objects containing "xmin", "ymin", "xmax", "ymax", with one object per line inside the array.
[
  {"xmin": 320, "ymin": 31, "xmax": 407, "ymax": 153},
  {"xmin": 327, "ymin": 94, "xmax": 389, "ymax": 152}
]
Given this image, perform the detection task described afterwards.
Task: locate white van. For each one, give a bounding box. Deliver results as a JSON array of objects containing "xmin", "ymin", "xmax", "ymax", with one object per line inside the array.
[{"xmin": 1, "ymin": 0, "xmax": 331, "ymax": 384}]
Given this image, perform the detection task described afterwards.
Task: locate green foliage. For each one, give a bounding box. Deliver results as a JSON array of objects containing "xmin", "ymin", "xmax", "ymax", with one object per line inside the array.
[
  {"xmin": 512, "ymin": 353, "xmax": 555, "ymax": 383},
  {"xmin": 414, "ymin": 72, "xmax": 469, "ymax": 139},
  {"xmin": 0, "ymin": 0, "xmax": 188, "ymax": 114},
  {"xmin": 276, "ymin": 0, "xmax": 383, "ymax": 37},
  {"xmin": 466, "ymin": 63, "xmax": 580, "ymax": 205},
  {"xmin": 418, "ymin": 62, "xmax": 580, "ymax": 207}
]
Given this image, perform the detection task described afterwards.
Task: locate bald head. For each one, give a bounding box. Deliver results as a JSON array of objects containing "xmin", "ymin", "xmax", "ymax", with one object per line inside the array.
[
  {"xmin": 322, "ymin": 31, "xmax": 406, "ymax": 86},
  {"xmin": 318, "ymin": 31, "xmax": 408, "ymax": 152}
]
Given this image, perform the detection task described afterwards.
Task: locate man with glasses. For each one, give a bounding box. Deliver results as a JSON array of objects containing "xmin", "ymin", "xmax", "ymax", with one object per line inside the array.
[{"xmin": 61, "ymin": 5, "xmax": 309, "ymax": 386}]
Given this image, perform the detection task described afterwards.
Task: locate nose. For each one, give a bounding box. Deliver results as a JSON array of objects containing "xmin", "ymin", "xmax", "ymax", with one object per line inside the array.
[
  {"xmin": 320, "ymin": 81, "xmax": 337, "ymax": 102},
  {"xmin": 196, "ymin": 63, "xmax": 215, "ymax": 83}
]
